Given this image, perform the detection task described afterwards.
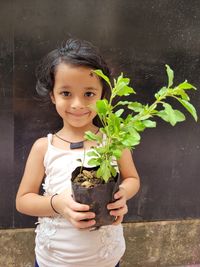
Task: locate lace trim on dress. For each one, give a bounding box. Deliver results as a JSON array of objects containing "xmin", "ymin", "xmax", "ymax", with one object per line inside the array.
[
  {"xmin": 98, "ymin": 226, "xmax": 122, "ymax": 259},
  {"xmin": 35, "ymin": 217, "xmax": 65, "ymax": 249},
  {"xmin": 35, "ymin": 218, "xmax": 57, "ymax": 249}
]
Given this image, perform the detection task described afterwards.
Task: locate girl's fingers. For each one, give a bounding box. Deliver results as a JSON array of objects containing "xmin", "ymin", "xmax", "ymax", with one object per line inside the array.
[
  {"xmin": 73, "ymin": 211, "xmax": 96, "ymax": 222},
  {"xmin": 112, "ymin": 215, "xmax": 123, "ymax": 225},
  {"xmin": 114, "ymin": 186, "xmax": 127, "ymax": 200},
  {"xmin": 59, "ymin": 192, "xmax": 96, "ymax": 229},
  {"xmin": 72, "ymin": 219, "xmax": 96, "ymax": 229},
  {"xmin": 107, "ymin": 198, "xmax": 126, "ymax": 210},
  {"xmin": 114, "ymin": 191, "xmax": 123, "ymax": 200},
  {"xmin": 67, "ymin": 195, "xmax": 90, "ymax": 212},
  {"xmin": 59, "ymin": 190, "xmax": 90, "ymax": 213},
  {"xmin": 64, "ymin": 206, "xmax": 95, "ymax": 221},
  {"xmin": 62, "ymin": 210, "xmax": 96, "ymax": 229},
  {"xmin": 110, "ymin": 205, "xmax": 128, "ymax": 217},
  {"xmin": 70, "ymin": 201, "xmax": 90, "ymax": 212}
]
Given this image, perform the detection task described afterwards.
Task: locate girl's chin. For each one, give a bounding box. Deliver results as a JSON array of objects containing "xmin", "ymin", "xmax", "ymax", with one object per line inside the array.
[
  {"xmin": 64, "ymin": 120, "xmax": 94, "ymax": 129},
  {"xmin": 63, "ymin": 114, "xmax": 96, "ymax": 128}
]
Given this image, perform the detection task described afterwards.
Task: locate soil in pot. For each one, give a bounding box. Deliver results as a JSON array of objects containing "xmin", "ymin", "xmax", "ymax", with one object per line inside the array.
[{"xmin": 71, "ymin": 166, "xmax": 120, "ymax": 228}]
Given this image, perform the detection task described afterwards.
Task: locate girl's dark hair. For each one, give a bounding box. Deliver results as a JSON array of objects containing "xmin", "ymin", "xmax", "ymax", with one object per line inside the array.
[{"xmin": 36, "ymin": 39, "xmax": 111, "ymax": 100}]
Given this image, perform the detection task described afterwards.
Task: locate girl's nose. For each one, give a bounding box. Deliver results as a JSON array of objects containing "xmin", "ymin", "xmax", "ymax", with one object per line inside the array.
[{"xmin": 71, "ymin": 97, "xmax": 84, "ymax": 109}]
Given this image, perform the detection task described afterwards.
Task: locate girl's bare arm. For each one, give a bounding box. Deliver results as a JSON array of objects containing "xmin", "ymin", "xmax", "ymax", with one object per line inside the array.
[
  {"xmin": 16, "ymin": 138, "xmax": 52, "ymax": 216},
  {"xmin": 107, "ymin": 148, "xmax": 140, "ymax": 225},
  {"xmin": 117, "ymin": 148, "xmax": 140, "ymax": 200},
  {"xmin": 16, "ymin": 138, "xmax": 95, "ymax": 228}
]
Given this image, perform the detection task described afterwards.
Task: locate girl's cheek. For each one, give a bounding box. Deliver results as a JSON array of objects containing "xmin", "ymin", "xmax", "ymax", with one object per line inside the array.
[{"xmin": 56, "ymin": 100, "xmax": 66, "ymax": 108}]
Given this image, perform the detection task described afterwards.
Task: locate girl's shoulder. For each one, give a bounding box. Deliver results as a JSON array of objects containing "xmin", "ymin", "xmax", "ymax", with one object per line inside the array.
[{"xmin": 31, "ymin": 137, "xmax": 48, "ymax": 156}]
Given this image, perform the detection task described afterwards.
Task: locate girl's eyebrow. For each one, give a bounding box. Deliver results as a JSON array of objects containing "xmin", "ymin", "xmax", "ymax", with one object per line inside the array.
[
  {"xmin": 57, "ymin": 85, "xmax": 71, "ymax": 90},
  {"xmin": 84, "ymin": 86, "xmax": 98, "ymax": 91},
  {"xmin": 57, "ymin": 86, "xmax": 99, "ymax": 91}
]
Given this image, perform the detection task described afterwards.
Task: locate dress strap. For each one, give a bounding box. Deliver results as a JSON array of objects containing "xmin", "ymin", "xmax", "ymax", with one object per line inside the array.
[{"xmin": 47, "ymin": 133, "xmax": 53, "ymax": 146}]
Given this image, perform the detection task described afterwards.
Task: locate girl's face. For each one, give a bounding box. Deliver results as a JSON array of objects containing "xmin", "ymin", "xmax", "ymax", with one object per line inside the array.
[{"xmin": 50, "ymin": 63, "xmax": 103, "ymax": 129}]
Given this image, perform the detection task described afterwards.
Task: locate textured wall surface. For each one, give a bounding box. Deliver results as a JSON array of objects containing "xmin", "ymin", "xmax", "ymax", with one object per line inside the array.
[
  {"xmin": 0, "ymin": 1, "xmax": 200, "ymax": 228},
  {"xmin": 1, "ymin": 220, "xmax": 200, "ymax": 267}
]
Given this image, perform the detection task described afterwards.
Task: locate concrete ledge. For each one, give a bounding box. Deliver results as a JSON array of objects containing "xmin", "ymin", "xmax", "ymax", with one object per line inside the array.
[
  {"xmin": 1, "ymin": 220, "xmax": 200, "ymax": 267},
  {"xmin": 122, "ymin": 220, "xmax": 200, "ymax": 267},
  {"xmin": 0, "ymin": 228, "xmax": 35, "ymax": 267}
]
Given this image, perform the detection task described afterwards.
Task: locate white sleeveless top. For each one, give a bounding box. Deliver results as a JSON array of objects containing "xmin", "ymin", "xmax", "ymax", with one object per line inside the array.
[{"xmin": 35, "ymin": 134, "xmax": 126, "ymax": 267}]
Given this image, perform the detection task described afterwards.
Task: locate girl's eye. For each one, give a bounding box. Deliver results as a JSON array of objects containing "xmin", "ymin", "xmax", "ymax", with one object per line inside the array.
[
  {"xmin": 61, "ymin": 91, "xmax": 71, "ymax": 97},
  {"xmin": 85, "ymin": 92, "xmax": 95, "ymax": 97}
]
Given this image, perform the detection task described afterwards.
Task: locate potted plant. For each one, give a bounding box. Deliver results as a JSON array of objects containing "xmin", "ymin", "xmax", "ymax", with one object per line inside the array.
[{"xmin": 71, "ymin": 65, "xmax": 197, "ymax": 227}]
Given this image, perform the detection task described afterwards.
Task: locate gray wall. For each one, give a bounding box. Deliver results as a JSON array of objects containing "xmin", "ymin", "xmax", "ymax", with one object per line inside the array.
[{"xmin": 0, "ymin": 0, "xmax": 200, "ymax": 228}]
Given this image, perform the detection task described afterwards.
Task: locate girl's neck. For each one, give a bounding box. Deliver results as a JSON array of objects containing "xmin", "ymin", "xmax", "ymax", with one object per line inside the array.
[{"xmin": 58, "ymin": 124, "xmax": 98, "ymax": 142}]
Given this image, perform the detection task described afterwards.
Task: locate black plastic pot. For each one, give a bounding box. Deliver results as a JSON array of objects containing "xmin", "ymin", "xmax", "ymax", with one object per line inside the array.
[{"xmin": 71, "ymin": 166, "xmax": 120, "ymax": 227}]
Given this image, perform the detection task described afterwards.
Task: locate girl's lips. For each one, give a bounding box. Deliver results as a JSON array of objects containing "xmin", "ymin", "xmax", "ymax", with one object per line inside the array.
[{"xmin": 67, "ymin": 112, "xmax": 90, "ymax": 117}]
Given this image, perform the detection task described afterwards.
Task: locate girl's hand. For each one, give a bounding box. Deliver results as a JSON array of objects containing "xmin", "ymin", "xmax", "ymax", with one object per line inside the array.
[
  {"xmin": 107, "ymin": 186, "xmax": 128, "ymax": 225},
  {"xmin": 52, "ymin": 189, "xmax": 96, "ymax": 229}
]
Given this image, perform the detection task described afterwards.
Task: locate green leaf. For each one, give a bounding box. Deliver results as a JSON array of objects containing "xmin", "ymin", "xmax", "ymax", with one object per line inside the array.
[
  {"xmin": 132, "ymin": 121, "xmax": 146, "ymax": 131},
  {"xmin": 114, "ymin": 84, "xmax": 135, "ymax": 96},
  {"xmin": 116, "ymin": 74, "xmax": 129, "ymax": 86},
  {"xmin": 165, "ymin": 64, "xmax": 174, "ymax": 88},
  {"xmin": 95, "ymin": 146, "xmax": 108, "ymax": 154},
  {"xmin": 107, "ymin": 114, "xmax": 121, "ymax": 133},
  {"xmin": 122, "ymin": 131, "xmax": 141, "ymax": 147},
  {"xmin": 122, "ymin": 137, "xmax": 140, "ymax": 147},
  {"xmin": 155, "ymin": 87, "xmax": 167, "ymax": 99},
  {"xmin": 115, "ymin": 100, "xmax": 131, "ymax": 107},
  {"xmin": 96, "ymin": 162, "xmax": 111, "ymax": 182},
  {"xmin": 166, "ymin": 104, "xmax": 176, "ymax": 125},
  {"xmin": 173, "ymin": 110, "xmax": 186, "ymax": 122},
  {"xmin": 178, "ymin": 80, "xmax": 196, "ymax": 90},
  {"xmin": 177, "ymin": 98, "xmax": 198, "ymax": 121},
  {"xmin": 112, "ymin": 149, "xmax": 122, "ymax": 159},
  {"xmin": 156, "ymin": 110, "xmax": 169, "ymax": 123},
  {"xmin": 157, "ymin": 103, "xmax": 186, "ymax": 126},
  {"xmin": 93, "ymin": 69, "xmax": 111, "ymax": 87},
  {"xmin": 139, "ymin": 114, "xmax": 152, "ymax": 121},
  {"xmin": 176, "ymin": 89, "xmax": 190, "ymax": 101},
  {"xmin": 96, "ymin": 99, "xmax": 109, "ymax": 115},
  {"xmin": 115, "ymin": 109, "xmax": 124, "ymax": 117},
  {"xmin": 84, "ymin": 131, "xmax": 100, "ymax": 141},
  {"xmin": 87, "ymin": 158, "xmax": 100, "ymax": 166},
  {"xmin": 128, "ymin": 102, "xmax": 144, "ymax": 112},
  {"xmin": 142, "ymin": 120, "xmax": 156, "ymax": 128},
  {"xmin": 117, "ymin": 85, "xmax": 135, "ymax": 96},
  {"xmin": 114, "ymin": 74, "xmax": 136, "ymax": 96},
  {"xmin": 86, "ymin": 150, "xmax": 99, "ymax": 157},
  {"xmin": 163, "ymin": 103, "xmax": 176, "ymax": 125},
  {"xmin": 110, "ymin": 166, "xmax": 117, "ymax": 177}
]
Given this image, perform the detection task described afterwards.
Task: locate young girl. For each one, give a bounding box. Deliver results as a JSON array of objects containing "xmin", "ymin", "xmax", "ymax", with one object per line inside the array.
[{"xmin": 16, "ymin": 39, "xmax": 140, "ymax": 267}]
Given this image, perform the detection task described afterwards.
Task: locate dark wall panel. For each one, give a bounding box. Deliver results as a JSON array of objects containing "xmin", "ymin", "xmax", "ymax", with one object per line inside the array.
[
  {"xmin": 0, "ymin": 0, "xmax": 200, "ymax": 228},
  {"xmin": 0, "ymin": 1, "xmax": 14, "ymax": 228}
]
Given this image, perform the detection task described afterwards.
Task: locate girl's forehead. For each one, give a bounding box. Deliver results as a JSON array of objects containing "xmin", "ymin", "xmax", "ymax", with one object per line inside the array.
[
  {"xmin": 56, "ymin": 63, "xmax": 94, "ymax": 77},
  {"xmin": 54, "ymin": 63, "xmax": 102, "ymax": 87}
]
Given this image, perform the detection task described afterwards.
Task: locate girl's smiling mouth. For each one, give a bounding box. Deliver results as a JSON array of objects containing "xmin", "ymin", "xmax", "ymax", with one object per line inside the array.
[{"xmin": 67, "ymin": 112, "xmax": 90, "ymax": 117}]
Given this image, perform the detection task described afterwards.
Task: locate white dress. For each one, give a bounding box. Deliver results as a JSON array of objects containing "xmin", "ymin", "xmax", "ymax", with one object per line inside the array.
[{"xmin": 35, "ymin": 134, "xmax": 126, "ymax": 267}]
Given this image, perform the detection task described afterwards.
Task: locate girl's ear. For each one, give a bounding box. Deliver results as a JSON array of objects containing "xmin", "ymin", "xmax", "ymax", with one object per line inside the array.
[{"xmin": 50, "ymin": 92, "xmax": 55, "ymax": 104}]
